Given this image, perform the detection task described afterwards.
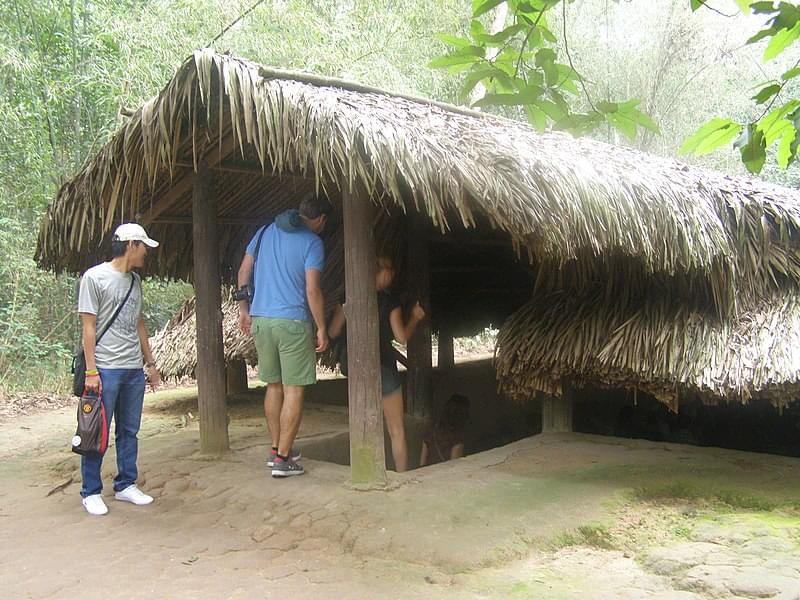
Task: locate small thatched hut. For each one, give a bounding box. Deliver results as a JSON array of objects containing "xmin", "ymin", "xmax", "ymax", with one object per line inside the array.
[{"xmin": 36, "ymin": 49, "xmax": 800, "ymax": 481}]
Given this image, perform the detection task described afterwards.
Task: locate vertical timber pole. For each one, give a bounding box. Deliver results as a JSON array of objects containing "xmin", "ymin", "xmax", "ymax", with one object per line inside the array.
[
  {"xmin": 342, "ymin": 178, "xmax": 387, "ymax": 488},
  {"xmin": 437, "ymin": 322, "xmax": 455, "ymax": 370},
  {"xmin": 192, "ymin": 162, "xmax": 229, "ymax": 454},
  {"xmin": 541, "ymin": 385, "xmax": 574, "ymax": 433},
  {"xmin": 406, "ymin": 214, "xmax": 432, "ymax": 418}
]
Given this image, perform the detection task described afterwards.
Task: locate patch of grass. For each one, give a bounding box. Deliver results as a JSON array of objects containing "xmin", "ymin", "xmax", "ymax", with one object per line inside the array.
[
  {"xmin": 631, "ymin": 480, "xmax": 779, "ymax": 511},
  {"xmin": 672, "ymin": 522, "xmax": 693, "ymax": 539},
  {"xmin": 551, "ymin": 523, "xmax": 615, "ymax": 550}
]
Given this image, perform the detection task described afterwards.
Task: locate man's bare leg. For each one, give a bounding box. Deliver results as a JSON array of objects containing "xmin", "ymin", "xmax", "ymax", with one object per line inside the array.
[
  {"xmin": 265, "ymin": 383, "xmax": 284, "ymax": 449},
  {"xmin": 278, "ymin": 385, "xmax": 304, "ymax": 457}
]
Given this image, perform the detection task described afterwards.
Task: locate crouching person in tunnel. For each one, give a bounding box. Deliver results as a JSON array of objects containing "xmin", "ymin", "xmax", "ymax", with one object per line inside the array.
[{"xmin": 420, "ymin": 394, "xmax": 470, "ymax": 467}]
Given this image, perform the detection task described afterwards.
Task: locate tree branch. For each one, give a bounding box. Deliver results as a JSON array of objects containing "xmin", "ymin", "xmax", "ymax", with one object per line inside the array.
[
  {"xmin": 207, "ymin": 0, "xmax": 269, "ymax": 47},
  {"xmin": 697, "ymin": 1, "xmax": 736, "ymax": 18},
  {"xmin": 757, "ymin": 57, "xmax": 800, "ymax": 121},
  {"xmin": 562, "ymin": 0, "xmax": 596, "ymax": 112},
  {"xmin": 514, "ymin": 10, "xmax": 546, "ymax": 79}
]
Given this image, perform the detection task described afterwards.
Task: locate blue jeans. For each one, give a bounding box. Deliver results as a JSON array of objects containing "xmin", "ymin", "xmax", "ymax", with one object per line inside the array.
[{"xmin": 80, "ymin": 368, "xmax": 146, "ymax": 497}]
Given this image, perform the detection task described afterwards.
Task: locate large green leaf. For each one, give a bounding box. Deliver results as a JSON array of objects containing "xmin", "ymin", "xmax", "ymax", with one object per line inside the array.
[
  {"xmin": 734, "ymin": 124, "xmax": 767, "ymax": 173},
  {"xmin": 554, "ymin": 66, "xmax": 580, "ymax": 95},
  {"xmin": 472, "ymin": 24, "xmax": 527, "ymax": 45},
  {"xmin": 533, "ymin": 98, "xmax": 567, "ymax": 121},
  {"xmin": 525, "ymin": 104, "xmax": 547, "ymax": 132},
  {"xmin": 435, "ymin": 34, "xmax": 472, "ymax": 49},
  {"xmin": 762, "ymin": 118, "xmax": 793, "ymax": 145},
  {"xmin": 776, "ymin": 126, "xmax": 796, "ymax": 167},
  {"xmin": 472, "ymin": 86, "xmax": 544, "ymax": 108},
  {"xmin": 606, "ymin": 112, "xmax": 637, "ymax": 140},
  {"xmin": 781, "ymin": 66, "xmax": 800, "ymax": 80},
  {"xmin": 746, "ymin": 27, "xmax": 778, "ymax": 45},
  {"xmin": 470, "ymin": 19, "xmax": 488, "ymax": 40},
  {"xmin": 763, "ymin": 21, "xmax": 800, "ymax": 61},
  {"xmin": 680, "ymin": 117, "xmax": 743, "ymax": 155},
  {"xmin": 695, "ymin": 122, "xmax": 744, "ymax": 154},
  {"xmin": 593, "ymin": 98, "xmax": 657, "ymax": 135},
  {"xmin": 561, "ymin": 111, "xmax": 605, "ymax": 136},
  {"xmin": 752, "ymin": 83, "xmax": 781, "ymax": 104},
  {"xmin": 472, "ymin": 0, "xmax": 507, "ymax": 18},
  {"xmin": 459, "ymin": 65, "xmax": 517, "ymax": 101},
  {"xmin": 428, "ymin": 46, "xmax": 485, "ymax": 69},
  {"xmin": 758, "ymin": 100, "xmax": 800, "ymax": 137},
  {"xmin": 751, "ymin": 1, "xmax": 778, "ymax": 13}
]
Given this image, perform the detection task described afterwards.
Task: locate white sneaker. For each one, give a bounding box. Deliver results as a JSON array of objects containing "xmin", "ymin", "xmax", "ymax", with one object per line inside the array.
[
  {"xmin": 82, "ymin": 494, "xmax": 108, "ymax": 516},
  {"xmin": 114, "ymin": 484, "xmax": 154, "ymax": 506}
]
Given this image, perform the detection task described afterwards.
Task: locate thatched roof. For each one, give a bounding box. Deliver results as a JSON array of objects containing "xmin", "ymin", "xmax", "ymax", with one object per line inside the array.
[
  {"xmin": 36, "ymin": 49, "xmax": 800, "ymax": 312},
  {"xmin": 35, "ymin": 49, "xmax": 800, "ymax": 405},
  {"xmin": 495, "ymin": 288, "xmax": 800, "ymax": 409},
  {"xmin": 151, "ymin": 295, "xmax": 257, "ymax": 379}
]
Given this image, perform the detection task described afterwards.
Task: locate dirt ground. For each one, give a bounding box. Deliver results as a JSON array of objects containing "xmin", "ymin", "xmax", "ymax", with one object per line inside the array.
[{"xmin": 2, "ymin": 386, "xmax": 800, "ymax": 600}]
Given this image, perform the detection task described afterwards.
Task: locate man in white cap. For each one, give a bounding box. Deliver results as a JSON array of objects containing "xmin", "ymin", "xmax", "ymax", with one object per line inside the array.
[{"xmin": 77, "ymin": 222, "xmax": 161, "ymax": 515}]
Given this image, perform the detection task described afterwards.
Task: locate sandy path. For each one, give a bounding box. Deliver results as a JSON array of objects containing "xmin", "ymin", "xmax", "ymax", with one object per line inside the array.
[{"xmin": 2, "ymin": 391, "xmax": 800, "ymax": 599}]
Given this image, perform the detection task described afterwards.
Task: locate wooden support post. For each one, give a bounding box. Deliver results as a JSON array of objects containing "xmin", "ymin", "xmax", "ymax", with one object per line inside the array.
[
  {"xmin": 437, "ymin": 324, "xmax": 455, "ymax": 369},
  {"xmin": 542, "ymin": 388, "xmax": 574, "ymax": 433},
  {"xmin": 406, "ymin": 215, "xmax": 432, "ymax": 418},
  {"xmin": 342, "ymin": 179, "xmax": 387, "ymax": 488},
  {"xmin": 226, "ymin": 359, "xmax": 248, "ymax": 394},
  {"xmin": 192, "ymin": 162, "xmax": 229, "ymax": 455}
]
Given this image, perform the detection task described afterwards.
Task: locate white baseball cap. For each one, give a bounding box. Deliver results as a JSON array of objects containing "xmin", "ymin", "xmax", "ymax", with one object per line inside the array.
[{"xmin": 112, "ymin": 223, "xmax": 159, "ymax": 248}]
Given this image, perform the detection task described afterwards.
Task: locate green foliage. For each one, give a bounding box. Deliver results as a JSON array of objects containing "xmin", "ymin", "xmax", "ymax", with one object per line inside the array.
[
  {"xmin": 684, "ymin": 1, "xmax": 800, "ymax": 172},
  {"xmin": 680, "ymin": 118, "xmax": 744, "ymax": 156},
  {"xmin": 0, "ymin": 0, "xmax": 467, "ymax": 395},
  {"xmin": 552, "ymin": 523, "xmax": 615, "ymax": 550},
  {"xmin": 429, "ymin": 0, "xmax": 658, "ymax": 139},
  {"xmin": 0, "ymin": 213, "xmax": 75, "ymax": 393},
  {"xmin": 632, "ymin": 480, "xmax": 782, "ymax": 511},
  {"xmin": 141, "ymin": 279, "xmax": 194, "ymax": 335}
]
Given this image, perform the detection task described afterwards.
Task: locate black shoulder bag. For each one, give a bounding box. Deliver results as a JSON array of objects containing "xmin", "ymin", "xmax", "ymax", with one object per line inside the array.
[{"xmin": 71, "ymin": 274, "xmax": 136, "ymax": 396}]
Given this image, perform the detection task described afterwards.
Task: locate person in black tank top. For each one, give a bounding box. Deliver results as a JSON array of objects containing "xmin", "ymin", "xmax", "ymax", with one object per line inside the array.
[{"xmin": 329, "ymin": 255, "xmax": 426, "ymax": 472}]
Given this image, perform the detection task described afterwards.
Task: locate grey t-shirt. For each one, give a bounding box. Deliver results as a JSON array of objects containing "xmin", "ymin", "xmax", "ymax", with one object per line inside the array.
[{"xmin": 77, "ymin": 262, "xmax": 143, "ymax": 369}]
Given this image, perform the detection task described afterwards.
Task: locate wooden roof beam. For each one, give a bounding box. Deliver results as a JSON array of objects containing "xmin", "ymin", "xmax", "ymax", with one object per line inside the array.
[{"xmin": 138, "ymin": 134, "xmax": 238, "ymax": 225}]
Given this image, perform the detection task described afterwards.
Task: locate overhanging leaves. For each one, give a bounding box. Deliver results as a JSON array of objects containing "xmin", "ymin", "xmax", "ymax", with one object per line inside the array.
[
  {"xmin": 734, "ymin": 124, "xmax": 767, "ymax": 173},
  {"xmin": 680, "ymin": 118, "xmax": 743, "ymax": 156}
]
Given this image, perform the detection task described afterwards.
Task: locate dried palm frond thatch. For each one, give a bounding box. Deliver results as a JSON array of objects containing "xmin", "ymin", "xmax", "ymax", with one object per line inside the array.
[
  {"xmin": 150, "ymin": 295, "xmax": 256, "ymax": 379},
  {"xmin": 36, "ymin": 49, "xmax": 800, "ymax": 318},
  {"xmin": 35, "ymin": 49, "xmax": 800, "ymax": 406},
  {"xmin": 496, "ymin": 287, "xmax": 800, "ymax": 409}
]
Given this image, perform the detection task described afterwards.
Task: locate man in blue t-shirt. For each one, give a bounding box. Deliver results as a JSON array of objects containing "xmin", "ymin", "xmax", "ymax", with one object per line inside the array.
[{"xmin": 237, "ymin": 196, "xmax": 330, "ymax": 477}]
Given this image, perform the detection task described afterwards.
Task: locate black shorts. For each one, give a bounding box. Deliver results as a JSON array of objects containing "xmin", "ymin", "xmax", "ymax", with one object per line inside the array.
[{"xmin": 381, "ymin": 366, "xmax": 402, "ymax": 396}]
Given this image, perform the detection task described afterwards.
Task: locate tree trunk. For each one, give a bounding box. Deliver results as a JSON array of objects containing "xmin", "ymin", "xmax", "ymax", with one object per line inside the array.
[
  {"xmin": 192, "ymin": 162, "xmax": 229, "ymax": 455},
  {"xmin": 342, "ymin": 178, "xmax": 386, "ymax": 488}
]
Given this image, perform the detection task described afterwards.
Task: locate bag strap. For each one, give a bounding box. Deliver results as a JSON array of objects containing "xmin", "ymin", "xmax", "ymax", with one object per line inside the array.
[
  {"xmin": 96, "ymin": 274, "xmax": 136, "ymax": 345},
  {"xmin": 251, "ymin": 224, "xmax": 269, "ymax": 290}
]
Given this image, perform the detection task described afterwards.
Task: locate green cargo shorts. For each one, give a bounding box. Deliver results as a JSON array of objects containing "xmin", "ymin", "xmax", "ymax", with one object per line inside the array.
[{"xmin": 252, "ymin": 317, "xmax": 316, "ymax": 386}]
